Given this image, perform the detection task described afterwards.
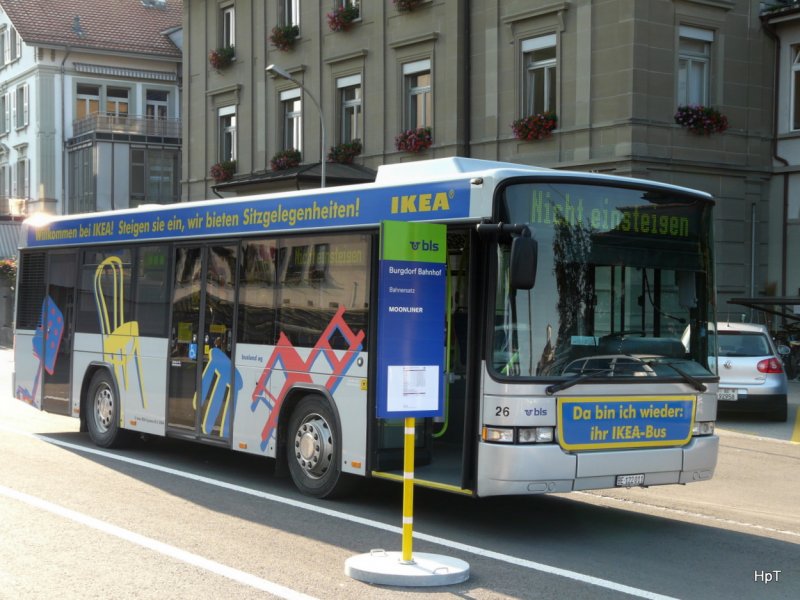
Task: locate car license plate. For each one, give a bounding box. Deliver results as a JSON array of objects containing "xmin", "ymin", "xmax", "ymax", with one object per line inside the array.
[
  {"xmin": 717, "ymin": 388, "xmax": 738, "ymax": 401},
  {"xmin": 616, "ymin": 474, "xmax": 645, "ymax": 487}
]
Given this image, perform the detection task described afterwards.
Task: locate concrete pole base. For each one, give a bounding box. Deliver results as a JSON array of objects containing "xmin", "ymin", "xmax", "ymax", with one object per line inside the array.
[{"xmin": 345, "ymin": 550, "xmax": 469, "ymax": 587}]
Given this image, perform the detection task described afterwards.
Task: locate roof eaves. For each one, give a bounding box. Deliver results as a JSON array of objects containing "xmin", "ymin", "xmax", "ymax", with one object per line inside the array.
[
  {"xmin": 761, "ymin": 2, "xmax": 800, "ymax": 23},
  {"xmin": 20, "ymin": 34, "xmax": 181, "ymax": 56}
]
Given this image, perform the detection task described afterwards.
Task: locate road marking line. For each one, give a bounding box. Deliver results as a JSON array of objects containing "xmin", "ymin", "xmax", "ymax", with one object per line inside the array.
[
  {"xmin": 0, "ymin": 485, "xmax": 315, "ymax": 600},
  {"xmin": 577, "ymin": 491, "xmax": 800, "ymax": 539},
  {"xmin": 791, "ymin": 405, "xmax": 800, "ymax": 444},
  {"xmin": 1, "ymin": 428, "xmax": 678, "ymax": 600},
  {"xmin": 0, "ymin": 483, "xmax": 318, "ymax": 600}
]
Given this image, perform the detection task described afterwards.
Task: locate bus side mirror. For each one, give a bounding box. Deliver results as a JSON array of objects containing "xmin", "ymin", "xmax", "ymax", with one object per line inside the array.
[{"xmin": 510, "ymin": 234, "xmax": 537, "ymax": 290}]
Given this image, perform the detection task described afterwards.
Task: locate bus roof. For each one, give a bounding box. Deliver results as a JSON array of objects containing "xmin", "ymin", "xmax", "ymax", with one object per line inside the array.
[{"xmin": 18, "ymin": 157, "xmax": 713, "ymax": 251}]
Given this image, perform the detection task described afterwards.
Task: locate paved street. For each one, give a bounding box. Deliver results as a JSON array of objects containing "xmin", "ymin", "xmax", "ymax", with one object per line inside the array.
[
  {"xmin": 716, "ymin": 378, "xmax": 800, "ymax": 444},
  {"xmin": 1, "ymin": 346, "xmax": 798, "ymax": 599}
]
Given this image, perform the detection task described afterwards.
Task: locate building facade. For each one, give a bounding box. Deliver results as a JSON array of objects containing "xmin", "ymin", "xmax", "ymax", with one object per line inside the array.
[
  {"xmin": 763, "ymin": 1, "xmax": 800, "ymax": 307},
  {"xmin": 0, "ymin": 0, "xmax": 183, "ymax": 217},
  {"xmin": 182, "ymin": 0, "xmax": 789, "ymax": 307}
]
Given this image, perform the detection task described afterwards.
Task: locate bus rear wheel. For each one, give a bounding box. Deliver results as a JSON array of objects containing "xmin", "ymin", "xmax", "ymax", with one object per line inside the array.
[
  {"xmin": 286, "ymin": 396, "xmax": 350, "ymax": 498},
  {"xmin": 86, "ymin": 370, "xmax": 130, "ymax": 448}
]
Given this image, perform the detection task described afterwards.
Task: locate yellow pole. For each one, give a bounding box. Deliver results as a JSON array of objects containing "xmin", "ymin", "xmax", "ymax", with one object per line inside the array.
[{"xmin": 401, "ymin": 416, "xmax": 415, "ymax": 563}]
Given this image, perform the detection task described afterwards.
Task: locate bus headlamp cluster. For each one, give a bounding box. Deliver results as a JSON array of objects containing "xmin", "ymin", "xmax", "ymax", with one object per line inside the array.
[
  {"xmin": 691, "ymin": 421, "xmax": 715, "ymax": 436},
  {"xmin": 482, "ymin": 426, "xmax": 554, "ymax": 444},
  {"xmin": 520, "ymin": 427, "xmax": 554, "ymax": 443}
]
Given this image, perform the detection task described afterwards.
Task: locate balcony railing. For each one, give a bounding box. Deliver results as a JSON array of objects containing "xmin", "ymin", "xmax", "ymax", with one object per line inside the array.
[{"xmin": 72, "ymin": 114, "xmax": 181, "ymax": 138}]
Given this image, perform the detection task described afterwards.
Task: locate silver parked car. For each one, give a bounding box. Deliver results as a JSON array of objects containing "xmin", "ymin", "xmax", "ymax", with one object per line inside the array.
[{"xmin": 716, "ymin": 322, "xmax": 788, "ymax": 422}]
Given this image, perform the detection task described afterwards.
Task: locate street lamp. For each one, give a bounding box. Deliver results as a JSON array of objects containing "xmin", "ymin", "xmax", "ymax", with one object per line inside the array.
[{"xmin": 266, "ymin": 64, "xmax": 326, "ymax": 188}]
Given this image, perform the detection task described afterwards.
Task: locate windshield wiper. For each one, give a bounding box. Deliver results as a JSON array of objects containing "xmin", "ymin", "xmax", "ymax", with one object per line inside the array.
[
  {"xmin": 645, "ymin": 361, "xmax": 707, "ymax": 392},
  {"xmin": 545, "ymin": 368, "xmax": 615, "ymax": 395}
]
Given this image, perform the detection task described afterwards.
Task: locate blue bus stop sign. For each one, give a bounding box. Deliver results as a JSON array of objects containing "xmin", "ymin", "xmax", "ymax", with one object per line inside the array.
[{"xmin": 376, "ymin": 221, "xmax": 447, "ymax": 418}]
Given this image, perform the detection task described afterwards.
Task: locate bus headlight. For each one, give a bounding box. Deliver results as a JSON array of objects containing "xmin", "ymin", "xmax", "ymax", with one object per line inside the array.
[
  {"xmin": 482, "ymin": 426, "xmax": 514, "ymax": 443},
  {"xmin": 692, "ymin": 421, "xmax": 715, "ymax": 436},
  {"xmin": 482, "ymin": 426, "xmax": 555, "ymax": 444},
  {"xmin": 518, "ymin": 427, "xmax": 554, "ymax": 444}
]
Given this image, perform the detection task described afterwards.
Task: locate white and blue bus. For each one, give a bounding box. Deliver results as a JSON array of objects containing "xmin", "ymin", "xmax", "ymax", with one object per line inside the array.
[{"xmin": 12, "ymin": 157, "xmax": 719, "ymax": 498}]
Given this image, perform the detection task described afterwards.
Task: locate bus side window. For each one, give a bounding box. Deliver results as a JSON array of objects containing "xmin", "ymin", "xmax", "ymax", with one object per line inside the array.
[
  {"xmin": 237, "ymin": 240, "xmax": 277, "ymax": 346},
  {"xmin": 134, "ymin": 245, "xmax": 170, "ymax": 338},
  {"xmin": 76, "ymin": 248, "xmax": 133, "ymax": 335},
  {"xmin": 15, "ymin": 252, "xmax": 47, "ymax": 330}
]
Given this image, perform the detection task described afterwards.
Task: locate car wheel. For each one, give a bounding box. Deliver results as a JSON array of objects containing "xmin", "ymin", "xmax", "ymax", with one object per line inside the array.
[
  {"xmin": 769, "ymin": 402, "xmax": 788, "ymax": 423},
  {"xmin": 784, "ymin": 358, "xmax": 797, "ymax": 381}
]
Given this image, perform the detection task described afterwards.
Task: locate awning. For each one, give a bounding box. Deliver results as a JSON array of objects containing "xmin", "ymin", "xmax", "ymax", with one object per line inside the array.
[
  {"xmin": 74, "ymin": 62, "xmax": 177, "ymax": 82},
  {"xmin": 727, "ymin": 297, "xmax": 800, "ymax": 323},
  {"xmin": 0, "ymin": 219, "xmax": 22, "ymax": 258},
  {"xmin": 212, "ymin": 162, "xmax": 376, "ymax": 195}
]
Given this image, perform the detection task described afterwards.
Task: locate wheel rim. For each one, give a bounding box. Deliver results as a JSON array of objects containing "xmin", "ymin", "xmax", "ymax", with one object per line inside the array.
[
  {"xmin": 292, "ymin": 412, "xmax": 333, "ymax": 480},
  {"xmin": 93, "ymin": 382, "xmax": 114, "ymax": 434}
]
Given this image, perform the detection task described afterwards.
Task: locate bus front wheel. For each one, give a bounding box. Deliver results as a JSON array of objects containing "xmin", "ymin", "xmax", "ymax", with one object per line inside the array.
[
  {"xmin": 286, "ymin": 396, "xmax": 350, "ymax": 498},
  {"xmin": 86, "ymin": 370, "xmax": 130, "ymax": 448}
]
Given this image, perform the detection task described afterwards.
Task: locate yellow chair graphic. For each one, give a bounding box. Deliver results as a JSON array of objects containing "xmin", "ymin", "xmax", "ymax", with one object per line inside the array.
[{"xmin": 94, "ymin": 256, "xmax": 147, "ymax": 409}]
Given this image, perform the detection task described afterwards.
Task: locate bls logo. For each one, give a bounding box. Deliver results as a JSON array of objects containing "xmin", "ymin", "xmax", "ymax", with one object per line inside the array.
[
  {"xmin": 524, "ymin": 408, "xmax": 548, "ymax": 416},
  {"xmin": 409, "ymin": 240, "xmax": 439, "ymax": 252}
]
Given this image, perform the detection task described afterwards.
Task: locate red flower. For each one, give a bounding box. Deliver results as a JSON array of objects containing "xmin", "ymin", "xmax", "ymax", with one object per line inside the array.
[
  {"xmin": 327, "ymin": 139, "xmax": 362, "ymax": 164},
  {"xmin": 327, "ymin": 4, "xmax": 359, "ymax": 32},
  {"xmin": 271, "ymin": 149, "xmax": 302, "ymax": 170},
  {"xmin": 208, "ymin": 46, "xmax": 235, "ymax": 70},
  {"xmin": 395, "ymin": 127, "xmax": 433, "ymax": 153},
  {"xmin": 269, "ymin": 25, "xmax": 299, "ymax": 52},
  {"xmin": 511, "ymin": 112, "xmax": 558, "ymax": 141},
  {"xmin": 210, "ymin": 160, "xmax": 236, "ymax": 182},
  {"xmin": 674, "ymin": 105, "xmax": 728, "ymax": 135}
]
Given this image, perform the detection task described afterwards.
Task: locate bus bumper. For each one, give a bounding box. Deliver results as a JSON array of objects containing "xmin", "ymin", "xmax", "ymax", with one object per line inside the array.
[{"xmin": 475, "ymin": 435, "xmax": 719, "ymax": 497}]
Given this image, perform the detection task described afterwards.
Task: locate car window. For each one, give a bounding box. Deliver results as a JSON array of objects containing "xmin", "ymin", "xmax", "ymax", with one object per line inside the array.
[{"xmin": 718, "ymin": 332, "xmax": 770, "ymax": 357}]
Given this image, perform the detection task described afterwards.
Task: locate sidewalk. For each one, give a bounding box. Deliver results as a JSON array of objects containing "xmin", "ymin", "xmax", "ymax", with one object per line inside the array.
[{"xmin": 789, "ymin": 379, "xmax": 800, "ymax": 405}]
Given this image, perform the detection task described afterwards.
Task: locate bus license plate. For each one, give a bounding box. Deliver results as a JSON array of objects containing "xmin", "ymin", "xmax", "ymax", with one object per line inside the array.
[
  {"xmin": 616, "ymin": 474, "xmax": 645, "ymax": 487},
  {"xmin": 717, "ymin": 388, "xmax": 738, "ymax": 401}
]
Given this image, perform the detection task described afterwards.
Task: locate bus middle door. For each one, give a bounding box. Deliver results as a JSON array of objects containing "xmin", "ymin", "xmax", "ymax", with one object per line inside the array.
[{"xmin": 167, "ymin": 244, "xmax": 239, "ymax": 442}]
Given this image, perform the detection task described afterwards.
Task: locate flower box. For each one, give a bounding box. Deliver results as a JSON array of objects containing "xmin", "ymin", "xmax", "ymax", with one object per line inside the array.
[
  {"xmin": 210, "ymin": 160, "xmax": 236, "ymax": 183},
  {"xmin": 208, "ymin": 46, "xmax": 235, "ymax": 70},
  {"xmin": 328, "ymin": 139, "xmax": 362, "ymax": 164},
  {"xmin": 394, "ymin": 0, "xmax": 424, "ymax": 11},
  {"xmin": 511, "ymin": 112, "xmax": 558, "ymax": 141},
  {"xmin": 395, "ymin": 127, "xmax": 432, "ymax": 153},
  {"xmin": 271, "ymin": 149, "xmax": 302, "ymax": 171},
  {"xmin": 269, "ymin": 24, "xmax": 299, "ymax": 52},
  {"xmin": 674, "ymin": 105, "xmax": 729, "ymax": 135},
  {"xmin": 0, "ymin": 257, "xmax": 16, "ymax": 288},
  {"xmin": 327, "ymin": 3, "xmax": 359, "ymax": 32}
]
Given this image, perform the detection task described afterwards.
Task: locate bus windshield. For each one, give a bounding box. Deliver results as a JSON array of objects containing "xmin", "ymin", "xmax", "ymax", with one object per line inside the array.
[{"xmin": 493, "ymin": 180, "xmax": 717, "ymax": 381}]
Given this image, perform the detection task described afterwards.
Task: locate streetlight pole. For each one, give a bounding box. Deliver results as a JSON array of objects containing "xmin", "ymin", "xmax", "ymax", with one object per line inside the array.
[{"xmin": 266, "ymin": 64, "xmax": 326, "ymax": 188}]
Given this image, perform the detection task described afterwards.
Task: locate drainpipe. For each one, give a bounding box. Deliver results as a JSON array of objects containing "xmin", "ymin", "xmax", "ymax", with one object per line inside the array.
[
  {"xmin": 751, "ymin": 202, "xmax": 756, "ymax": 320},
  {"xmin": 762, "ymin": 20, "xmax": 789, "ymax": 302},
  {"xmin": 59, "ymin": 46, "xmax": 71, "ymax": 215},
  {"xmin": 462, "ymin": 0, "xmax": 471, "ymax": 157}
]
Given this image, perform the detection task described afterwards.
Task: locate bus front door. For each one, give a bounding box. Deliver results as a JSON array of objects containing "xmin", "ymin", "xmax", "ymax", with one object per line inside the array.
[
  {"xmin": 41, "ymin": 251, "xmax": 76, "ymax": 416},
  {"xmin": 167, "ymin": 244, "xmax": 239, "ymax": 442}
]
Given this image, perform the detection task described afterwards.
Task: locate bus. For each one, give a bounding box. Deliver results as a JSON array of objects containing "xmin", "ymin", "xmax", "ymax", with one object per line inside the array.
[{"xmin": 12, "ymin": 157, "xmax": 719, "ymax": 498}]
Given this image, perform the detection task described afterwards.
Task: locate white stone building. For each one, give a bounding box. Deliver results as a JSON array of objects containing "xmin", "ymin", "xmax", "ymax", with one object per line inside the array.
[{"xmin": 0, "ymin": 0, "xmax": 182, "ymax": 216}]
